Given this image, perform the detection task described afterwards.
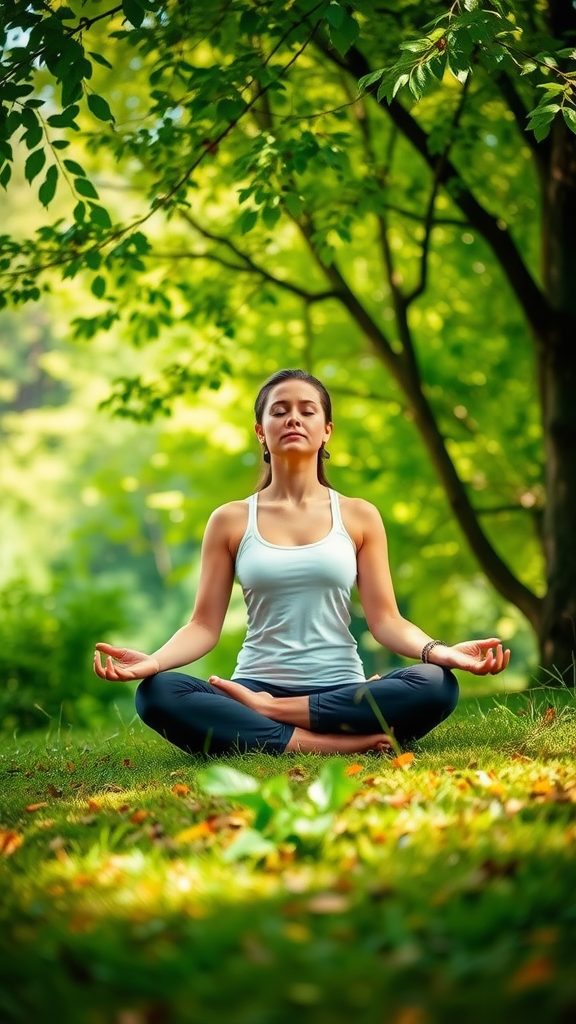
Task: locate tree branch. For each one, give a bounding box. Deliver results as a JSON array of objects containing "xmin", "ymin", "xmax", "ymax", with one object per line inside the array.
[
  {"xmin": 292, "ymin": 212, "xmax": 543, "ymax": 629},
  {"xmin": 318, "ymin": 40, "xmax": 552, "ymax": 341},
  {"xmin": 178, "ymin": 212, "xmax": 338, "ymax": 302}
]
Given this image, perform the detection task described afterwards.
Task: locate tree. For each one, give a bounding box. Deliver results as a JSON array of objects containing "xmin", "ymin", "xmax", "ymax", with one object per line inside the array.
[{"xmin": 1, "ymin": 0, "xmax": 575, "ymax": 677}]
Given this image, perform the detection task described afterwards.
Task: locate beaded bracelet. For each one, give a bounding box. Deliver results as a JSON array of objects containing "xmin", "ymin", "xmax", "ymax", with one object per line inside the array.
[{"xmin": 421, "ymin": 639, "xmax": 448, "ymax": 664}]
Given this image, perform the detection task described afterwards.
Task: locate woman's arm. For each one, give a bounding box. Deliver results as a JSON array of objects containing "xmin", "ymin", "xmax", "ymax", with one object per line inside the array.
[
  {"xmin": 94, "ymin": 505, "xmax": 237, "ymax": 681},
  {"xmin": 355, "ymin": 501, "xmax": 509, "ymax": 676}
]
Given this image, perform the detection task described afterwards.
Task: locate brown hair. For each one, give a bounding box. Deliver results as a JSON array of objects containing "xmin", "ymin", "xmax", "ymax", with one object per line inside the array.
[{"xmin": 254, "ymin": 369, "xmax": 333, "ymax": 491}]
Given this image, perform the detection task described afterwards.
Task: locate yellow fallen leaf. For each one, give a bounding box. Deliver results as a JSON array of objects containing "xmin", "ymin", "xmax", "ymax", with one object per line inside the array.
[
  {"xmin": 129, "ymin": 809, "xmax": 149, "ymax": 825},
  {"xmin": 176, "ymin": 821, "xmax": 212, "ymax": 843},
  {"xmin": 25, "ymin": 802, "xmax": 48, "ymax": 813},
  {"xmin": 345, "ymin": 763, "xmax": 364, "ymax": 776}
]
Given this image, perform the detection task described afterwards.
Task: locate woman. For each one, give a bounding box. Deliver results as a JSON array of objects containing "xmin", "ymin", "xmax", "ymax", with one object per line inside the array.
[{"xmin": 94, "ymin": 369, "xmax": 510, "ymax": 756}]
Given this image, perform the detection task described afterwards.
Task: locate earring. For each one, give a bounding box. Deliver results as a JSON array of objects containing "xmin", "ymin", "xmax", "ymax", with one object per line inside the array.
[
  {"xmin": 320, "ymin": 444, "xmax": 330, "ymax": 461},
  {"xmin": 263, "ymin": 447, "xmax": 271, "ymax": 464}
]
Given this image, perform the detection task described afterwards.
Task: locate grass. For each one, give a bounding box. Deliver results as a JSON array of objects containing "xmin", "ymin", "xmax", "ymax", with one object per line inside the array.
[{"xmin": 2, "ymin": 686, "xmax": 576, "ymax": 1024}]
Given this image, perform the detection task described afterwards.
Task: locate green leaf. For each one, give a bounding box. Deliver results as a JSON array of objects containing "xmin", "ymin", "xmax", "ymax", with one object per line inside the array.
[
  {"xmin": 307, "ymin": 759, "xmax": 359, "ymax": 813},
  {"xmin": 38, "ymin": 164, "xmax": 58, "ymax": 207},
  {"xmin": 122, "ymin": 0, "xmax": 145, "ymax": 28},
  {"xmin": 74, "ymin": 177, "xmax": 99, "ymax": 199},
  {"xmin": 24, "ymin": 126, "xmax": 43, "ymax": 150},
  {"xmin": 89, "ymin": 203, "xmax": 112, "ymax": 229},
  {"xmin": 24, "ymin": 148, "xmax": 46, "ymax": 184},
  {"xmin": 198, "ymin": 764, "xmax": 260, "ymax": 796},
  {"xmin": 284, "ymin": 193, "xmax": 303, "ymax": 218},
  {"xmin": 87, "ymin": 94, "xmax": 115, "ymax": 123},
  {"xmin": 52, "ymin": 140, "xmax": 70, "ymax": 150},
  {"xmin": 47, "ymin": 105, "xmax": 80, "ymax": 129},
  {"xmin": 63, "ymin": 159, "xmax": 86, "ymax": 177},
  {"xmin": 89, "ymin": 51, "xmax": 114, "ymax": 70},
  {"xmin": 329, "ymin": 12, "xmax": 360, "ymax": 56},
  {"xmin": 0, "ymin": 164, "xmax": 12, "ymax": 190},
  {"xmin": 91, "ymin": 275, "xmax": 106, "ymax": 298},
  {"xmin": 358, "ymin": 68, "xmax": 385, "ymax": 93},
  {"xmin": 73, "ymin": 201, "xmax": 86, "ymax": 223},
  {"xmin": 261, "ymin": 203, "xmax": 282, "ymax": 229},
  {"xmin": 217, "ymin": 97, "xmax": 245, "ymax": 122},
  {"xmin": 221, "ymin": 828, "xmax": 276, "ymax": 862},
  {"xmin": 325, "ymin": 3, "xmax": 344, "ymax": 29},
  {"xmin": 536, "ymin": 83, "xmax": 565, "ymax": 96},
  {"xmin": 562, "ymin": 107, "xmax": 576, "ymax": 133},
  {"xmin": 239, "ymin": 209, "xmax": 258, "ymax": 234}
]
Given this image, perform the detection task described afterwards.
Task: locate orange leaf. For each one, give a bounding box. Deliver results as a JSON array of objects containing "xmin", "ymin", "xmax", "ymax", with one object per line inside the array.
[
  {"xmin": 508, "ymin": 954, "xmax": 554, "ymax": 991},
  {"xmin": 0, "ymin": 830, "xmax": 23, "ymax": 856},
  {"xmin": 47, "ymin": 783, "xmax": 62, "ymax": 798},
  {"xmin": 88, "ymin": 799, "xmax": 101, "ymax": 812},
  {"xmin": 129, "ymin": 810, "xmax": 149, "ymax": 825},
  {"xmin": 543, "ymin": 706, "xmax": 557, "ymax": 725},
  {"xmin": 25, "ymin": 802, "xmax": 48, "ymax": 812},
  {"xmin": 172, "ymin": 783, "xmax": 191, "ymax": 797},
  {"xmin": 345, "ymin": 763, "xmax": 364, "ymax": 776},
  {"xmin": 391, "ymin": 752, "xmax": 415, "ymax": 768},
  {"xmin": 66, "ymin": 761, "xmax": 76, "ymax": 772},
  {"xmin": 531, "ymin": 778, "xmax": 554, "ymax": 797},
  {"xmin": 123, "ymin": 759, "xmax": 134, "ymax": 767}
]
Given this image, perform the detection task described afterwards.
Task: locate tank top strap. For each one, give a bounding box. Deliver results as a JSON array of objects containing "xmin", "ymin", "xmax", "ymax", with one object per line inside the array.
[
  {"xmin": 247, "ymin": 492, "xmax": 258, "ymax": 534},
  {"xmin": 329, "ymin": 488, "xmax": 344, "ymax": 531}
]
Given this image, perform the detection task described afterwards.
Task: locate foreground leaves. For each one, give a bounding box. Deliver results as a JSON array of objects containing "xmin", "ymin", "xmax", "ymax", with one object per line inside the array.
[{"xmin": 1, "ymin": 694, "xmax": 576, "ymax": 1023}]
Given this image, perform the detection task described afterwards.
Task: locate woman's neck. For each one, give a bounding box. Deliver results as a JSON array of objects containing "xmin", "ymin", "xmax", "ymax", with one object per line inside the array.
[{"xmin": 262, "ymin": 462, "xmax": 328, "ymax": 504}]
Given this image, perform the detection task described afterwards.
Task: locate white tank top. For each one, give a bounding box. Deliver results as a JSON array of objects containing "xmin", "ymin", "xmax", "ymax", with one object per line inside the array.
[{"xmin": 232, "ymin": 488, "xmax": 366, "ymax": 687}]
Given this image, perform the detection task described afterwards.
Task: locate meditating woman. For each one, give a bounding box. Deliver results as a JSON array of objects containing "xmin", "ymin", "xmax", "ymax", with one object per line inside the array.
[{"xmin": 93, "ymin": 368, "xmax": 510, "ymax": 756}]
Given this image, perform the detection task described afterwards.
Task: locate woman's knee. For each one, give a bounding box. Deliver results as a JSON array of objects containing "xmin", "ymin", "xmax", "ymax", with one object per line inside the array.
[
  {"xmin": 419, "ymin": 664, "xmax": 459, "ymax": 716},
  {"xmin": 135, "ymin": 670, "xmax": 196, "ymax": 723}
]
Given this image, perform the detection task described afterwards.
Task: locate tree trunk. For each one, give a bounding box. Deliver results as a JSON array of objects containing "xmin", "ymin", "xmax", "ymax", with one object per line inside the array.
[{"xmin": 538, "ymin": 106, "xmax": 576, "ymax": 680}]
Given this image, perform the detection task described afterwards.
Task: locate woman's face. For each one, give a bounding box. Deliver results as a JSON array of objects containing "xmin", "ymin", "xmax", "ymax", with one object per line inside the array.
[{"xmin": 256, "ymin": 379, "xmax": 332, "ymax": 461}]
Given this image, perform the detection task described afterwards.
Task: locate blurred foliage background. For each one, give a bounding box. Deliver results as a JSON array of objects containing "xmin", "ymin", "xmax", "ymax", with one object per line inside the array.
[{"xmin": 3, "ymin": 0, "xmax": 569, "ymax": 733}]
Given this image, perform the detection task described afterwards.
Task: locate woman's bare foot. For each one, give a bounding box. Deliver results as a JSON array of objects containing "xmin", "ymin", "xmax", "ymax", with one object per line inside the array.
[
  {"xmin": 209, "ymin": 676, "xmax": 312, "ymax": 729},
  {"xmin": 209, "ymin": 676, "xmax": 275, "ymax": 716},
  {"xmin": 286, "ymin": 728, "xmax": 393, "ymax": 754}
]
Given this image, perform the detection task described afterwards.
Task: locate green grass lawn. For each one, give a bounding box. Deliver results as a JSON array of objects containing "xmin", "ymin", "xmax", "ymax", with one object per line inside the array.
[{"xmin": 2, "ymin": 686, "xmax": 576, "ymax": 1024}]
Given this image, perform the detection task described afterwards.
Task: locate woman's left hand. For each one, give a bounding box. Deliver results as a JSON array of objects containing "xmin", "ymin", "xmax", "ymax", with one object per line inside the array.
[{"xmin": 434, "ymin": 639, "xmax": 510, "ymax": 675}]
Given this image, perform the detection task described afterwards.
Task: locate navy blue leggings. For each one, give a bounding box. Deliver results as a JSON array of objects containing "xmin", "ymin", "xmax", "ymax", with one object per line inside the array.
[{"xmin": 135, "ymin": 665, "xmax": 458, "ymax": 757}]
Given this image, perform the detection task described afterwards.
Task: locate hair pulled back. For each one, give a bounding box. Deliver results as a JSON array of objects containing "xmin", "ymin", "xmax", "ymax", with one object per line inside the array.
[{"xmin": 254, "ymin": 368, "xmax": 333, "ymax": 491}]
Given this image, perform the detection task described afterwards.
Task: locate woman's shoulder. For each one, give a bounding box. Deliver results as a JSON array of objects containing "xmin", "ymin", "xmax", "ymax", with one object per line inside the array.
[
  {"xmin": 337, "ymin": 493, "xmax": 383, "ymax": 522},
  {"xmin": 336, "ymin": 493, "xmax": 386, "ymax": 548},
  {"xmin": 207, "ymin": 498, "xmax": 250, "ymax": 528}
]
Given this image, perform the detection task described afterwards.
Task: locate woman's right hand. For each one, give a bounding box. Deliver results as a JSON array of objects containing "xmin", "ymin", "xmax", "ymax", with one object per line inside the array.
[{"xmin": 93, "ymin": 643, "xmax": 160, "ymax": 681}]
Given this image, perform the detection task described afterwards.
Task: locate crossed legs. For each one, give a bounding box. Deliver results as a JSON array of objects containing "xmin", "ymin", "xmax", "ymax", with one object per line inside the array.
[{"xmin": 135, "ymin": 666, "xmax": 458, "ymax": 757}]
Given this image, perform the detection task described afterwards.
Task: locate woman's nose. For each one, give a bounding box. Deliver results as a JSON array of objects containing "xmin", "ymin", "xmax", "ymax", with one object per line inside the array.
[{"xmin": 286, "ymin": 410, "xmax": 301, "ymax": 425}]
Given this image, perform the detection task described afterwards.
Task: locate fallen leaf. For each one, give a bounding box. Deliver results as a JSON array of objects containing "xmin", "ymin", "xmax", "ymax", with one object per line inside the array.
[
  {"xmin": 36, "ymin": 763, "xmax": 50, "ymax": 772},
  {"xmin": 88, "ymin": 799, "xmax": 101, "ymax": 812},
  {"xmin": 129, "ymin": 810, "xmax": 149, "ymax": 825},
  {"xmin": 170, "ymin": 770, "xmax": 184, "ymax": 777},
  {"xmin": 66, "ymin": 761, "xmax": 76, "ymax": 773},
  {"xmin": 123, "ymin": 759, "xmax": 134, "ymax": 767},
  {"xmin": 531, "ymin": 778, "xmax": 554, "ymax": 798},
  {"xmin": 345, "ymin": 763, "xmax": 364, "ymax": 776},
  {"xmin": 508, "ymin": 954, "xmax": 554, "ymax": 991},
  {"xmin": 101, "ymin": 783, "xmax": 124, "ymax": 793},
  {"xmin": 306, "ymin": 892, "xmax": 351, "ymax": 914},
  {"xmin": 386, "ymin": 791, "xmax": 414, "ymax": 808},
  {"xmin": 176, "ymin": 821, "xmax": 212, "ymax": 843},
  {"xmin": 443, "ymin": 766, "xmax": 456, "ymax": 773},
  {"xmin": 390, "ymin": 1008, "xmax": 427, "ymax": 1024},
  {"xmin": 47, "ymin": 784, "xmax": 62, "ymax": 798},
  {"xmin": 511, "ymin": 752, "xmax": 533, "ymax": 763},
  {"xmin": 172, "ymin": 783, "xmax": 190, "ymax": 797},
  {"xmin": 287, "ymin": 766, "xmax": 307, "ymax": 781},
  {"xmin": 0, "ymin": 830, "xmax": 23, "ymax": 855},
  {"xmin": 25, "ymin": 802, "xmax": 48, "ymax": 812},
  {"xmin": 391, "ymin": 752, "xmax": 415, "ymax": 768},
  {"xmin": 206, "ymin": 814, "xmax": 246, "ymax": 831},
  {"xmin": 543, "ymin": 706, "xmax": 557, "ymax": 725}
]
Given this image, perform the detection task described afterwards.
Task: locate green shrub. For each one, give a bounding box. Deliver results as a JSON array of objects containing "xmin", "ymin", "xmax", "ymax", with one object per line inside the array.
[{"xmin": 0, "ymin": 579, "xmax": 131, "ymax": 733}]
